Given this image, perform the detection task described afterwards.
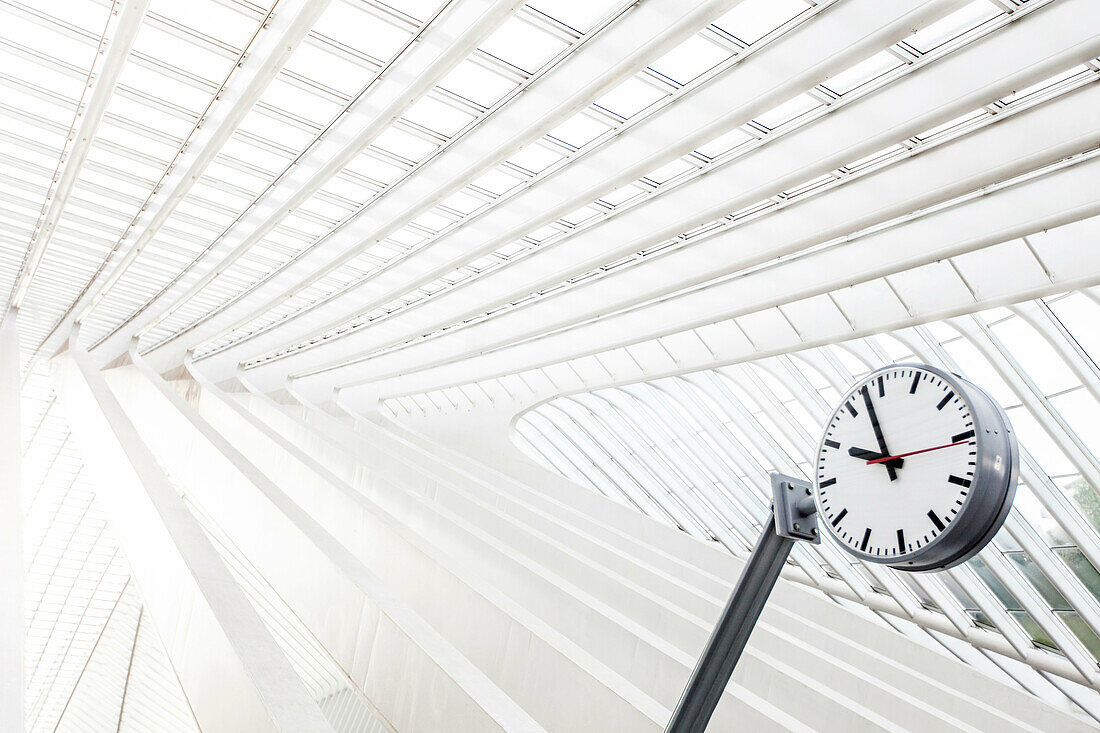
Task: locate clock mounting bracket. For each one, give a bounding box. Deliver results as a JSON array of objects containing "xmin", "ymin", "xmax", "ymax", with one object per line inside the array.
[{"xmin": 772, "ymin": 473, "xmax": 820, "ymax": 544}]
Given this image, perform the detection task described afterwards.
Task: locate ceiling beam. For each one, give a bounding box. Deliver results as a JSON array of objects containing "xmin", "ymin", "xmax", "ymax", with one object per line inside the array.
[
  {"xmin": 287, "ymin": 76, "xmax": 1100, "ymax": 390},
  {"xmin": 149, "ymin": 0, "xmax": 769, "ymax": 375},
  {"xmin": 27, "ymin": 0, "xmax": 333, "ymax": 368},
  {"xmin": 7, "ymin": 0, "xmax": 151, "ymax": 310},
  {"xmin": 244, "ymin": 0, "xmax": 1100, "ymax": 389},
  {"xmin": 87, "ymin": 0, "xmax": 525, "ymax": 368},
  {"xmin": 334, "ymin": 157, "xmax": 1100, "ymax": 402}
]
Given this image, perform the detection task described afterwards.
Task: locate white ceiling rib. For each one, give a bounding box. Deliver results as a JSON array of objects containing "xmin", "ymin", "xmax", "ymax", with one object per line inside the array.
[
  {"xmin": 4, "ymin": 1, "xmax": 1100, "ymax": 724},
  {"xmin": 144, "ymin": 0, "xmax": 766, "ymax": 373},
  {"xmin": 86, "ymin": 0, "xmax": 530, "ymax": 363},
  {"xmin": 242, "ymin": 0, "xmax": 1022, "ymax": 387},
  {"xmin": 8, "ymin": 0, "xmax": 148, "ymax": 311},
  {"xmin": 240, "ymin": 0, "xmax": 1100, "ymax": 396},
  {"xmin": 298, "ymin": 72, "xmax": 1100, "ymax": 394}
]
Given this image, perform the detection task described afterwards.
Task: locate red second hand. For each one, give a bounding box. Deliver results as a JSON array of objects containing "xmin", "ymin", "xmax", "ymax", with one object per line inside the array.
[{"xmin": 866, "ymin": 439, "xmax": 970, "ymax": 464}]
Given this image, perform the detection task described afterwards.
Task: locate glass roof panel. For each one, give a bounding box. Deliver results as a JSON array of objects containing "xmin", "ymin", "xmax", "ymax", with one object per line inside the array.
[
  {"xmin": 527, "ymin": 0, "xmax": 622, "ymax": 33},
  {"xmin": 402, "ymin": 96, "xmax": 477, "ymax": 137},
  {"xmin": 546, "ymin": 112, "xmax": 612, "ymax": 148},
  {"xmin": 311, "ymin": 2, "xmax": 413, "ymax": 61},
  {"xmin": 129, "ymin": 23, "xmax": 235, "ymax": 83},
  {"xmin": 0, "ymin": 6, "xmax": 102, "ymax": 69},
  {"xmin": 478, "ymin": 16, "xmax": 569, "ymax": 73},
  {"xmin": 506, "ymin": 142, "xmax": 564, "ymax": 175},
  {"xmin": 149, "ymin": 0, "xmax": 261, "ymax": 50},
  {"xmin": 595, "ymin": 76, "xmax": 667, "ymax": 119},
  {"xmin": 711, "ymin": 0, "xmax": 810, "ymax": 45},
  {"xmin": 906, "ymin": 0, "xmax": 1001, "ymax": 54},
  {"xmin": 648, "ymin": 34, "xmax": 731, "ymax": 85},
  {"xmin": 438, "ymin": 58, "xmax": 519, "ymax": 108},
  {"xmin": 284, "ymin": 41, "xmax": 376, "ymax": 96}
]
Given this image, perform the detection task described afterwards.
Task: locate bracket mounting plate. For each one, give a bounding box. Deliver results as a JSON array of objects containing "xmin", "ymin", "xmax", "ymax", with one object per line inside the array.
[{"xmin": 771, "ymin": 473, "xmax": 819, "ymax": 544}]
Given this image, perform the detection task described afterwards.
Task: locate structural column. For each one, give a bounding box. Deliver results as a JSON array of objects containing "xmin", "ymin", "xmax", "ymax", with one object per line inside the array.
[
  {"xmin": 0, "ymin": 309, "xmax": 22, "ymax": 732},
  {"xmin": 53, "ymin": 329, "xmax": 335, "ymax": 733}
]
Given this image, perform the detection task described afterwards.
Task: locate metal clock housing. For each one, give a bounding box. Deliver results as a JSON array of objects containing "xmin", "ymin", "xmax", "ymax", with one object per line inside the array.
[{"xmin": 813, "ymin": 363, "xmax": 1017, "ymax": 572}]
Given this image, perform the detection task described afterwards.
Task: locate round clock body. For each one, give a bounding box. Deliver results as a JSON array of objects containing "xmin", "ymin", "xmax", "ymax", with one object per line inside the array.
[{"xmin": 813, "ymin": 363, "xmax": 1017, "ymax": 572}]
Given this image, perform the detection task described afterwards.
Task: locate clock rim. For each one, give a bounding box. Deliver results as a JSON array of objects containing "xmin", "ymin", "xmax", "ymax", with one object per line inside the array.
[{"xmin": 813, "ymin": 362, "xmax": 1014, "ymax": 571}]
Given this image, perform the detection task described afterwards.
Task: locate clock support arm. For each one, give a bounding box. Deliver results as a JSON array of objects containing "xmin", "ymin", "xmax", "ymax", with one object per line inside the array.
[{"xmin": 665, "ymin": 474, "xmax": 819, "ymax": 733}]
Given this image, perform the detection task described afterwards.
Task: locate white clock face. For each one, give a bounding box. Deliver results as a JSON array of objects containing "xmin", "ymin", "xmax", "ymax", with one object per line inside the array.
[{"xmin": 816, "ymin": 366, "xmax": 978, "ymax": 561}]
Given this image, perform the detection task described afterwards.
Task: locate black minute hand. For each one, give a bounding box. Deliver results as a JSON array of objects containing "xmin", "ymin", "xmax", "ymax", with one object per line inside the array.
[{"xmin": 860, "ymin": 385, "xmax": 898, "ymax": 481}]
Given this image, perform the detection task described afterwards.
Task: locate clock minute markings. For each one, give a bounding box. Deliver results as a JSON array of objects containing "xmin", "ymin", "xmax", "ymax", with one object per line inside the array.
[{"xmin": 936, "ymin": 391, "xmax": 955, "ymax": 410}]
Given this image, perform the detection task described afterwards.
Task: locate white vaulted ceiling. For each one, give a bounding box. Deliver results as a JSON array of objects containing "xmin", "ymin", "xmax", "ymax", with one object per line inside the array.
[
  {"xmin": 0, "ymin": 0, "xmax": 1095, "ymax": 403},
  {"xmin": 6, "ymin": 0, "xmax": 1100, "ymax": 728}
]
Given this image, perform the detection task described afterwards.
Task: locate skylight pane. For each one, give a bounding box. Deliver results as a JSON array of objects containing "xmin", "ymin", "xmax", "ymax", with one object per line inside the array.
[
  {"xmin": 711, "ymin": 0, "xmax": 809, "ymax": 46},
  {"xmin": 527, "ymin": 0, "xmax": 622, "ymax": 33},
  {"xmin": 438, "ymin": 60, "xmax": 518, "ymax": 108},
  {"xmin": 150, "ymin": 0, "xmax": 259, "ymax": 50},
  {"xmin": 595, "ymin": 76, "xmax": 667, "ymax": 119},
  {"xmin": 130, "ymin": 24, "xmax": 234, "ymax": 83},
  {"xmin": 507, "ymin": 143, "xmax": 564, "ymax": 174},
  {"xmin": 546, "ymin": 112, "xmax": 612, "ymax": 148},
  {"xmin": 478, "ymin": 16, "xmax": 568, "ymax": 73},
  {"xmin": 648, "ymin": 34, "xmax": 731, "ymax": 85},
  {"xmin": 822, "ymin": 50, "xmax": 903, "ymax": 96},
  {"xmin": 402, "ymin": 96, "xmax": 476, "ymax": 137},
  {"xmin": 312, "ymin": 3, "xmax": 412, "ymax": 61},
  {"xmin": 374, "ymin": 125, "xmax": 438, "ymax": 162},
  {"xmin": 906, "ymin": 1, "xmax": 1001, "ymax": 54}
]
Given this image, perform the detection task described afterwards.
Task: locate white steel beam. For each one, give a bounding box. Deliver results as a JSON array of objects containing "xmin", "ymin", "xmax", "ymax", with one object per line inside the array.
[
  {"xmin": 0, "ymin": 309, "xmax": 21, "ymax": 733},
  {"xmin": 243, "ymin": 0, "xmax": 1100, "ymax": 388},
  {"xmin": 355, "ymin": 187, "xmax": 1100, "ymax": 403},
  {"xmin": 303, "ymin": 95, "xmax": 1100, "ymax": 395},
  {"xmin": 190, "ymin": 0, "xmax": 967, "ymax": 382},
  {"xmin": 8, "ymin": 0, "xmax": 151, "ymax": 310},
  {"xmin": 157, "ymin": 0, "xmax": 775, "ymax": 373},
  {"xmin": 306, "ymin": 2, "xmax": 1099, "ymax": 392},
  {"xmin": 151, "ymin": 353, "xmax": 549, "ymax": 733},
  {"xmin": 87, "ymin": 0, "xmax": 524, "ymax": 366},
  {"xmin": 29, "ymin": 0, "xmax": 333, "ymax": 367},
  {"xmin": 285, "ymin": 77, "xmax": 1100, "ymax": 390},
  {"xmin": 52, "ymin": 328, "xmax": 336, "ymax": 733}
]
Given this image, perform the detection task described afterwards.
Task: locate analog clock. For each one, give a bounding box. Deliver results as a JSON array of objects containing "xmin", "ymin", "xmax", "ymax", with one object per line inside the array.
[{"xmin": 813, "ymin": 363, "xmax": 1018, "ymax": 572}]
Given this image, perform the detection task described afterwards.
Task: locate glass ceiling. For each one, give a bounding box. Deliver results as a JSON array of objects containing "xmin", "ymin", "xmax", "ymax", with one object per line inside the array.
[{"xmin": 5, "ymin": 0, "xmax": 1100, "ymax": 726}]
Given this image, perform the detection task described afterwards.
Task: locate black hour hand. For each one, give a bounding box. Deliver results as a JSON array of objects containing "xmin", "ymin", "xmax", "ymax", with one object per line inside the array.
[{"xmin": 848, "ymin": 446, "xmax": 904, "ymax": 469}]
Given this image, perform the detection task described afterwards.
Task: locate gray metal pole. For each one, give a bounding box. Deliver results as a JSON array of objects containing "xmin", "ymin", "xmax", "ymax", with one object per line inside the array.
[{"xmin": 665, "ymin": 514, "xmax": 795, "ymax": 733}]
